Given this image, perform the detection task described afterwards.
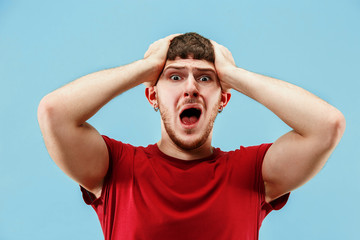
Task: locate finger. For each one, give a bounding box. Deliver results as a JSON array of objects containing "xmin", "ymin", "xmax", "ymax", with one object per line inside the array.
[
  {"xmin": 164, "ymin": 33, "xmax": 182, "ymax": 41},
  {"xmin": 144, "ymin": 33, "xmax": 181, "ymax": 57},
  {"xmin": 210, "ymin": 39, "xmax": 222, "ymax": 48}
]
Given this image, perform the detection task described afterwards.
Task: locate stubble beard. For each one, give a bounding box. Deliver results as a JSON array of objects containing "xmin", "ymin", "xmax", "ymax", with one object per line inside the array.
[{"xmin": 158, "ymin": 98, "xmax": 220, "ymax": 151}]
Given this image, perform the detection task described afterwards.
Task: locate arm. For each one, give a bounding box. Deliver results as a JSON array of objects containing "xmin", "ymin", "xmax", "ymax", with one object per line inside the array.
[
  {"xmin": 212, "ymin": 41, "xmax": 346, "ymax": 203},
  {"xmin": 38, "ymin": 35, "xmax": 177, "ymax": 198}
]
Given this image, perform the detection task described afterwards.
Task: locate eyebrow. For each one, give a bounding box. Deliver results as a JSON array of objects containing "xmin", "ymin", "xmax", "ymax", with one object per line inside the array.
[{"xmin": 163, "ymin": 65, "xmax": 217, "ymax": 74}]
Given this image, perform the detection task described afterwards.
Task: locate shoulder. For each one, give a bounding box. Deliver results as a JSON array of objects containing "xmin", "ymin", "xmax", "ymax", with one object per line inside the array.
[
  {"xmin": 222, "ymin": 143, "xmax": 272, "ymax": 161},
  {"xmin": 101, "ymin": 135, "xmax": 139, "ymax": 152},
  {"xmin": 101, "ymin": 135, "xmax": 148, "ymax": 165}
]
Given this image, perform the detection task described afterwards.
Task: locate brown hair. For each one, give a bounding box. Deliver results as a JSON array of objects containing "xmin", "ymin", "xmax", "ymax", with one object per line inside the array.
[{"xmin": 167, "ymin": 32, "xmax": 214, "ymax": 63}]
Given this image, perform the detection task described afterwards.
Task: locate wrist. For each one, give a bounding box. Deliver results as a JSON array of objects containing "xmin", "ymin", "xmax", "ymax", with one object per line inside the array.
[
  {"xmin": 217, "ymin": 65, "xmax": 238, "ymax": 87},
  {"xmin": 219, "ymin": 66, "xmax": 253, "ymax": 93},
  {"xmin": 130, "ymin": 58, "xmax": 160, "ymax": 85},
  {"xmin": 141, "ymin": 58, "xmax": 165, "ymax": 84}
]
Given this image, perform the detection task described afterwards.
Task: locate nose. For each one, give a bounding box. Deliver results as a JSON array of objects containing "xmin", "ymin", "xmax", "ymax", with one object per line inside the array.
[{"xmin": 183, "ymin": 75, "xmax": 199, "ymax": 98}]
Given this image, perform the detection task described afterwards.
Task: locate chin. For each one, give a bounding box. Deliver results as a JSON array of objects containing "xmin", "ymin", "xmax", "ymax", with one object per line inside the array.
[
  {"xmin": 169, "ymin": 130, "xmax": 210, "ymax": 150},
  {"xmin": 173, "ymin": 138, "xmax": 206, "ymax": 151}
]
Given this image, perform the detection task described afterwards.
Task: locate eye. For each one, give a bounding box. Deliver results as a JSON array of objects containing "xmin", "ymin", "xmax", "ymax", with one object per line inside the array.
[
  {"xmin": 170, "ymin": 75, "xmax": 181, "ymax": 81},
  {"xmin": 199, "ymin": 76, "xmax": 211, "ymax": 82}
]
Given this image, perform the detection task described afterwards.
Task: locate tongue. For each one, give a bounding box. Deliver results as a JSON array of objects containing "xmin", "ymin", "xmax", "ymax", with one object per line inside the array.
[{"xmin": 182, "ymin": 116, "xmax": 198, "ymax": 125}]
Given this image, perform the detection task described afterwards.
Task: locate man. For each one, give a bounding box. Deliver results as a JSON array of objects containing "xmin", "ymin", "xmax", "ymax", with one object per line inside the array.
[{"xmin": 38, "ymin": 33, "xmax": 345, "ymax": 239}]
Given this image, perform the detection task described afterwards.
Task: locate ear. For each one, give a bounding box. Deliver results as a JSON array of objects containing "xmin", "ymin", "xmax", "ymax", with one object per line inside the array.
[
  {"xmin": 220, "ymin": 90, "xmax": 231, "ymax": 109},
  {"xmin": 145, "ymin": 86, "xmax": 157, "ymax": 107}
]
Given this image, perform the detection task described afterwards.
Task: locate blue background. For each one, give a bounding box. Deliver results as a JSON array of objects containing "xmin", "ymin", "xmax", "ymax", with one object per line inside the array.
[{"xmin": 1, "ymin": 0, "xmax": 359, "ymax": 239}]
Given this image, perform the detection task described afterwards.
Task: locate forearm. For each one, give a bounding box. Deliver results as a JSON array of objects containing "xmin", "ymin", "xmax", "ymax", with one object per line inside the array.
[
  {"xmin": 39, "ymin": 59, "xmax": 157, "ymax": 126},
  {"xmin": 225, "ymin": 67, "xmax": 344, "ymax": 140}
]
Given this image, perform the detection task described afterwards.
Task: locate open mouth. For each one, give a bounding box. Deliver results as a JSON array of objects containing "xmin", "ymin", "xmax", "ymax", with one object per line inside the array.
[{"xmin": 180, "ymin": 108, "xmax": 202, "ymax": 125}]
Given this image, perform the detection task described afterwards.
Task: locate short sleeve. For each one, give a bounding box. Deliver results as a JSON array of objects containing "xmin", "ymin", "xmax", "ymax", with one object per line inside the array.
[
  {"xmin": 256, "ymin": 143, "xmax": 290, "ymax": 219},
  {"xmin": 80, "ymin": 135, "xmax": 124, "ymax": 206}
]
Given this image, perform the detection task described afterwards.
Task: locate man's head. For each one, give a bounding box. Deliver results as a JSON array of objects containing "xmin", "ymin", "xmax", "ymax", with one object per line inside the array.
[
  {"xmin": 166, "ymin": 32, "xmax": 215, "ymax": 63},
  {"xmin": 146, "ymin": 33, "xmax": 231, "ymax": 151}
]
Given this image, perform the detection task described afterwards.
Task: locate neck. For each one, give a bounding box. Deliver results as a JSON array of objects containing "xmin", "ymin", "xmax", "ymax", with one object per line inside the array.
[{"xmin": 157, "ymin": 138, "xmax": 214, "ymax": 161}]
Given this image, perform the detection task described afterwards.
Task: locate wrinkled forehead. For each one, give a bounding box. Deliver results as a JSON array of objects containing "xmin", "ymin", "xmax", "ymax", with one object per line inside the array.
[{"xmin": 163, "ymin": 57, "xmax": 216, "ymax": 73}]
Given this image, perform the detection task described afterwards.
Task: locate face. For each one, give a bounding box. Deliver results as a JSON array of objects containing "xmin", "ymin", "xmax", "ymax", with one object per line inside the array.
[{"xmin": 152, "ymin": 57, "xmax": 227, "ymax": 150}]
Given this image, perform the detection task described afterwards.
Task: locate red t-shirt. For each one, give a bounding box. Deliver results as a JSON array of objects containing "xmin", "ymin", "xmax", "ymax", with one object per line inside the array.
[{"xmin": 81, "ymin": 135, "xmax": 289, "ymax": 240}]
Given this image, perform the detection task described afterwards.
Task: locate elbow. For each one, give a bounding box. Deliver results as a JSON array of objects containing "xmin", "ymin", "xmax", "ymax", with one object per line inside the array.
[
  {"xmin": 38, "ymin": 95, "xmax": 50, "ymax": 127},
  {"xmin": 324, "ymin": 110, "xmax": 346, "ymax": 148},
  {"xmin": 37, "ymin": 94, "xmax": 59, "ymax": 131}
]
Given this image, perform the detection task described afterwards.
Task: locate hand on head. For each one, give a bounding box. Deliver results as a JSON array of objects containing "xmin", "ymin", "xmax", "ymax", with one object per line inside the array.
[
  {"xmin": 143, "ymin": 34, "xmax": 181, "ymax": 87},
  {"xmin": 210, "ymin": 40, "xmax": 236, "ymax": 92}
]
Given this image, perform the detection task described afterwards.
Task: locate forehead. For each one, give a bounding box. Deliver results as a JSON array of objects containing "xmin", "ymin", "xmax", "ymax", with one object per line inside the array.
[{"xmin": 163, "ymin": 57, "xmax": 216, "ymax": 72}]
